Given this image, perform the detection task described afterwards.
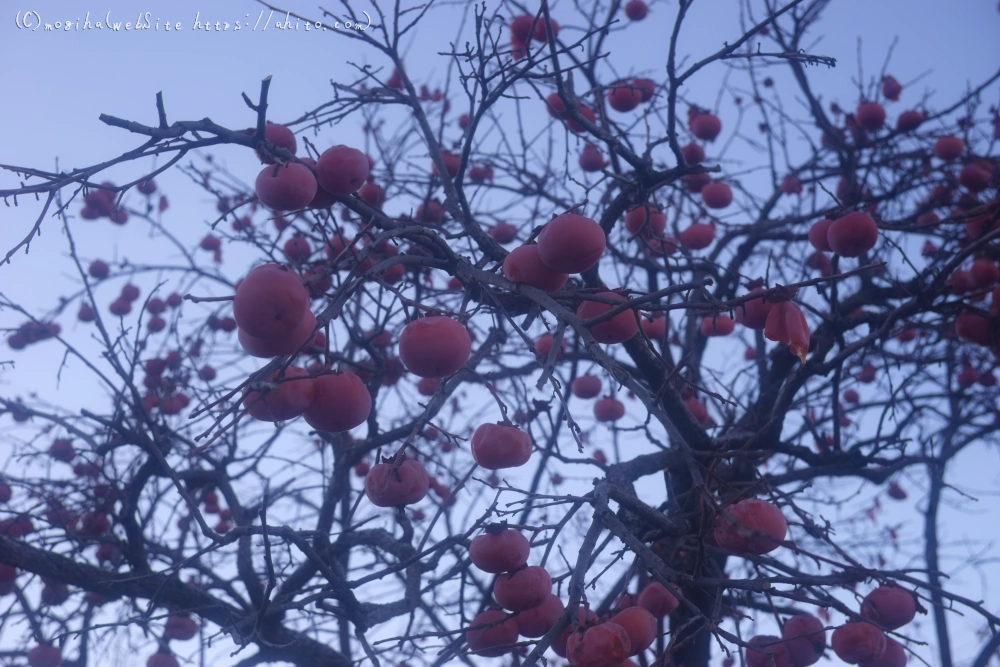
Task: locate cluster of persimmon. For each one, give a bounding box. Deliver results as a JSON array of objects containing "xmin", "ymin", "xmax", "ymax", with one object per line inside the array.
[
  {"xmin": 253, "ymin": 134, "xmax": 369, "ymax": 222},
  {"xmin": 76, "ymin": 176, "xmax": 162, "ymax": 227},
  {"xmin": 744, "ymin": 614, "xmax": 826, "ymax": 667},
  {"xmin": 7, "ymin": 449, "xmax": 148, "ymax": 666},
  {"xmin": 5, "ymin": 320, "xmax": 60, "ymax": 350},
  {"xmin": 824, "ymin": 586, "xmax": 917, "ymax": 667},
  {"xmin": 465, "ymin": 525, "xmax": 684, "ymax": 666},
  {"xmin": 140, "ymin": 351, "xmax": 192, "ymax": 415},
  {"xmin": 503, "ymin": 211, "xmax": 606, "ymax": 292},
  {"xmin": 78, "ymin": 180, "xmax": 128, "ymax": 224},
  {"xmin": 76, "ymin": 258, "xmax": 184, "ymax": 325}
]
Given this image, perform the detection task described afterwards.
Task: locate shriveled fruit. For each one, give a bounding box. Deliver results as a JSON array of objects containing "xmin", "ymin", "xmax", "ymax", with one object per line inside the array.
[
  {"xmin": 831, "ymin": 623, "xmax": 887, "ymax": 665},
  {"xmin": 503, "ymin": 245, "xmax": 569, "ymax": 291},
  {"xmin": 714, "ymin": 498, "xmax": 787, "ymax": 555},
  {"xmin": 398, "ymin": 317, "xmax": 472, "ymax": 378},
  {"xmin": 609, "ymin": 606, "xmax": 656, "ymax": 655},
  {"xmin": 303, "ymin": 371, "xmax": 371, "ymax": 432},
  {"xmin": 860, "ymin": 586, "xmax": 916, "ymax": 630},
  {"xmin": 764, "ymin": 301, "xmax": 811, "ymax": 364},
  {"xmin": 364, "ymin": 458, "xmax": 430, "ymax": 507},
  {"xmin": 577, "ymin": 292, "xmax": 639, "ymax": 344},
  {"xmin": 493, "ymin": 565, "xmax": 552, "ymax": 612},
  {"xmin": 536, "ymin": 213, "xmax": 606, "ymax": 274},
  {"xmin": 471, "ymin": 423, "xmax": 533, "ymax": 469},
  {"xmin": 466, "ymin": 609, "xmax": 519, "ymax": 657},
  {"xmin": 566, "ymin": 622, "xmax": 631, "ymax": 667},
  {"xmin": 469, "ymin": 527, "xmax": 530, "ymax": 573}
]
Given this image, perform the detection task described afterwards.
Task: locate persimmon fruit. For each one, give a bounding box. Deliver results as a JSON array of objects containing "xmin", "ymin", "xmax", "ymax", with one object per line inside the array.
[
  {"xmin": 471, "ymin": 423, "xmax": 533, "ymax": 469},
  {"xmin": 493, "ymin": 565, "xmax": 552, "ymax": 611},
  {"xmin": 469, "ymin": 527, "xmax": 530, "ymax": 573},
  {"xmin": 302, "ymin": 371, "xmax": 371, "ymax": 432},
  {"xmin": 714, "ymin": 498, "xmax": 787, "ymax": 555},
  {"xmin": 364, "ymin": 458, "xmax": 430, "ymax": 507},
  {"xmin": 398, "ymin": 317, "xmax": 472, "ymax": 378},
  {"xmin": 536, "ymin": 213, "xmax": 606, "ymax": 274}
]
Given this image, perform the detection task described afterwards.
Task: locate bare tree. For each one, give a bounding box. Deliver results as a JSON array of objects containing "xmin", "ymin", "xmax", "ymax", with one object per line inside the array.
[{"xmin": 2, "ymin": 1, "xmax": 1000, "ymax": 667}]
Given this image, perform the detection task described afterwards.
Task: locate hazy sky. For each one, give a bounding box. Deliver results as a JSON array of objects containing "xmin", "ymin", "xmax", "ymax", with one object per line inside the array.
[{"xmin": 2, "ymin": 1, "xmax": 999, "ymax": 666}]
